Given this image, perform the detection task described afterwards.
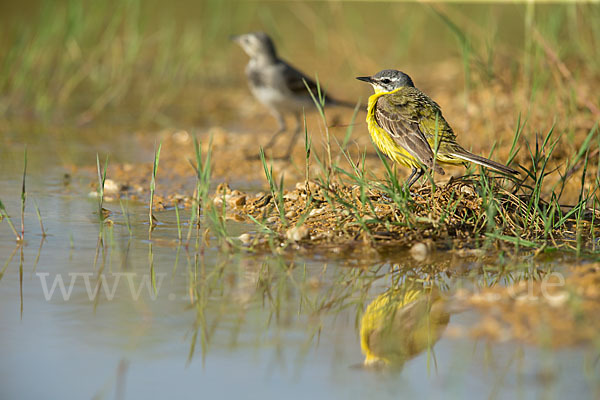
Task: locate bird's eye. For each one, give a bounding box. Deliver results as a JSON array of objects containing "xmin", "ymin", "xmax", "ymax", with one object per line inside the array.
[{"xmin": 381, "ymin": 78, "xmax": 391, "ymax": 84}]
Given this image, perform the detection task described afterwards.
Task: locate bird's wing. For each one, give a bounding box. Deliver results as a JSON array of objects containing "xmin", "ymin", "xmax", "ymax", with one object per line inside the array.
[
  {"xmin": 375, "ymin": 94, "xmax": 444, "ymax": 173},
  {"xmin": 281, "ymin": 62, "xmax": 324, "ymax": 98},
  {"xmin": 278, "ymin": 61, "xmax": 355, "ymax": 108}
]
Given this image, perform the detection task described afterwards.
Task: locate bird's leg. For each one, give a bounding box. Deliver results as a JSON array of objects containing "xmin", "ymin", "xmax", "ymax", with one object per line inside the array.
[
  {"xmin": 281, "ymin": 113, "xmax": 302, "ymax": 159},
  {"xmin": 264, "ymin": 111, "xmax": 286, "ymax": 150},
  {"xmin": 405, "ymin": 168, "xmax": 424, "ymax": 189}
]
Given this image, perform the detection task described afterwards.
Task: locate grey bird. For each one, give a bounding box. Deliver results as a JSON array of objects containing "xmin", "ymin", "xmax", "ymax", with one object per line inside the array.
[{"xmin": 231, "ymin": 31, "xmax": 355, "ymax": 157}]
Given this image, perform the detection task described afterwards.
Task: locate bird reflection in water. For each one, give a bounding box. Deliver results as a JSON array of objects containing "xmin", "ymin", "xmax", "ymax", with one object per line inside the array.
[{"xmin": 359, "ymin": 283, "xmax": 450, "ymax": 370}]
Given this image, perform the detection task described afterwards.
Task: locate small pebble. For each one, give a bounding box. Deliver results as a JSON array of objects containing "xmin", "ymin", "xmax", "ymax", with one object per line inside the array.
[
  {"xmin": 103, "ymin": 179, "xmax": 119, "ymax": 194},
  {"xmin": 238, "ymin": 233, "xmax": 252, "ymax": 245},
  {"xmin": 172, "ymin": 130, "xmax": 191, "ymax": 144},
  {"xmin": 460, "ymin": 185, "xmax": 476, "ymax": 196},
  {"xmin": 546, "ymin": 291, "xmax": 569, "ymax": 308},
  {"xmin": 285, "ymin": 210, "xmax": 296, "ymax": 219},
  {"xmin": 286, "ymin": 225, "xmax": 309, "ymax": 242},
  {"xmin": 309, "ymin": 207, "xmax": 326, "ymax": 217},
  {"xmin": 284, "ymin": 192, "xmax": 299, "ymax": 201},
  {"xmin": 410, "ymin": 241, "xmax": 432, "ymax": 262},
  {"xmin": 227, "ymin": 194, "xmax": 246, "ymax": 207}
]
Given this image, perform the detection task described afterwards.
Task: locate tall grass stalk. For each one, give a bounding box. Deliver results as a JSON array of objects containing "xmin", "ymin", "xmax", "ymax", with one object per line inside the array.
[
  {"xmin": 148, "ymin": 141, "xmax": 162, "ymax": 230},
  {"xmin": 193, "ymin": 136, "xmax": 212, "ymax": 221},
  {"xmin": 259, "ymin": 147, "xmax": 287, "ymax": 226},
  {"xmin": 431, "ymin": 7, "xmax": 472, "ymax": 98},
  {"xmin": 524, "ymin": 0, "xmax": 536, "ymax": 88},
  {"xmin": 20, "ymin": 146, "xmax": 27, "ymax": 239},
  {"xmin": 96, "ymin": 153, "xmax": 108, "ymax": 222},
  {"xmin": 303, "ymin": 112, "xmax": 311, "ymax": 194},
  {"xmin": 304, "ymin": 77, "xmax": 333, "ymax": 182},
  {"xmin": 186, "ymin": 136, "xmax": 212, "ymax": 244},
  {"xmin": 341, "ymin": 101, "xmax": 362, "ymax": 151}
]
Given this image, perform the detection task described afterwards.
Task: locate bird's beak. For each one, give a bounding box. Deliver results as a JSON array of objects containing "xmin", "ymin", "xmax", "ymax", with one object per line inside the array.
[
  {"xmin": 230, "ymin": 35, "xmax": 241, "ymax": 44},
  {"xmin": 356, "ymin": 76, "xmax": 373, "ymax": 83}
]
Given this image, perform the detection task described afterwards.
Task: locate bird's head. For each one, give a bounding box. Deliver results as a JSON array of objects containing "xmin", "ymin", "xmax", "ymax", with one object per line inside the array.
[
  {"xmin": 356, "ymin": 69, "xmax": 415, "ymax": 94},
  {"xmin": 231, "ymin": 32, "xmax": 277, "ymax": 60}
]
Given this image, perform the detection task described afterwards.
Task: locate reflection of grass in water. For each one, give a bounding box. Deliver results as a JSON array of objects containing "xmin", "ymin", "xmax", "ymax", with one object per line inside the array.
[
  {"xmin": 180, "ymin": 246, "xmax": 586, "ymax": 366},
  {"xmin": 119, "ymin": 199, "xmax": 132, "ymax": 236},
  {"xmin": 184, "ymin": 254, "xmax": 376, "ymax": 364},
  {"xmin": 0, "ymin": 199, "xmax": 20, "ymax": 241}
]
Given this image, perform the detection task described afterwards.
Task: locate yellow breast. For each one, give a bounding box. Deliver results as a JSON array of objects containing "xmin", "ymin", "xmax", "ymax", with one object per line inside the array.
[{"xmin": 366, "ymin": 90, "xmax": 420, "ymax": 169}]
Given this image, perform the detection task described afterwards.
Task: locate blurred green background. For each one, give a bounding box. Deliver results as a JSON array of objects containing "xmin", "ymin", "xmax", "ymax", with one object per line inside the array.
[{"xmin": 1, "ymin": 0, "xmax": 598, "ymax": 128}]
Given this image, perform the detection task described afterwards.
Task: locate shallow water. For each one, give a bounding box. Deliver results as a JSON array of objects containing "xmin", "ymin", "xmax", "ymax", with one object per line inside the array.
[
  {"xmin": 2, "ymin": 0, "xmax": 600, "ymax": 396},
  {"xmin": 1, "ymin": 136, "xmax": 599, "ymax": 400}
]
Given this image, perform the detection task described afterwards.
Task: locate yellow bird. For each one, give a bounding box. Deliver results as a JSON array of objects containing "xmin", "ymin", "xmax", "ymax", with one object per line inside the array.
[{"xmin": 357, "ymin": 69, "xmax": 519, "ymax": 188}]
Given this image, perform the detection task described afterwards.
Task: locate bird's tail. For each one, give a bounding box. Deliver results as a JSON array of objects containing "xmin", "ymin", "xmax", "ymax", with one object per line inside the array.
[{"xmin": 450, "ymin": 148, "xmax": 519, "ymax": 176}]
